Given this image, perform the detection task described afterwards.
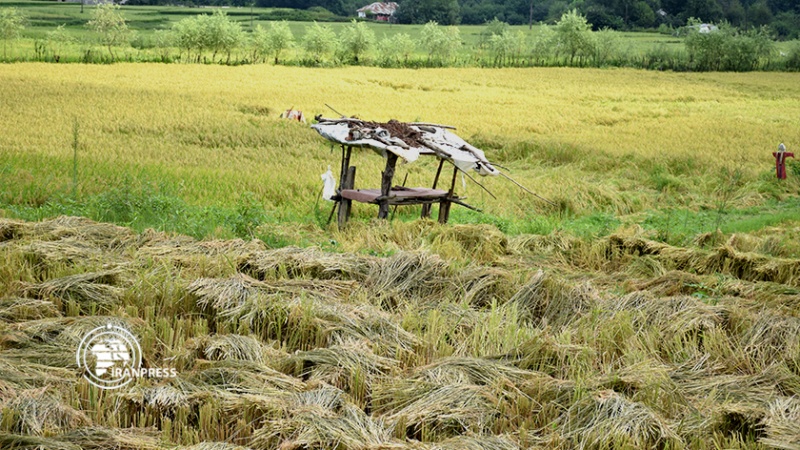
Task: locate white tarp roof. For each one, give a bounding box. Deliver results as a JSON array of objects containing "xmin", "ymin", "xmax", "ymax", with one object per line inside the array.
[{"xmin": 311, "ymin": 119, "xmax": 499, "ymax": 176}]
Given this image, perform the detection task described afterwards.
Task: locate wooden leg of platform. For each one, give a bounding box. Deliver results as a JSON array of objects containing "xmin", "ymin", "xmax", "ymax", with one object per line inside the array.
[
  {"xmin": 337, "ymin": 166, "xmax": 356, "ymax": 229},
  {"xmin": 438, "ymin": 165, "xmax": 458, "ymax": 224},
  {"xmin": 378, "ymin": 153, "xmax": 398, "ymax": 220},
  {"xmin": 422, "ymin": 158, "xmax": 444, "ymax": 219},
  {"xmin": 438, "ymin": 200, "xmax": 451, "ymax": 224}
]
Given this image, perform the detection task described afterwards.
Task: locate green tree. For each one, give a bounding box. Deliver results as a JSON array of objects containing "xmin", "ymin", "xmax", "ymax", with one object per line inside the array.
[
  {"xmin": 376, "ymin": 32, "xmax": 415, "ymax": 66},
  {"xmin": 489, "ymin": 29, "xmax": 527, "ymax": 66},
  {"xmin": 86, "ymin": 3, "xmax": 129, "ymax": 61},
  {"xmin": 593, "ymin": 27, "xmax": 620, "ymax": 66},
  {"xmin": 153, "ymin": 29, "xmax": 174, "ymax": 62},
  {"xmin": 0, "ymin": 7, "xmax": 25, "ymax": 59},
  {"xmin": 302, "ymin": 21, "xmax": 337, "ymax": 64},
  {"xmin": 172, "ymin": 16, "xmax": 203, "ymax": 62},
  {"xmin": 530, "ymin": 25, "xmax": 557, "ymax": 65},
  {"xmin": 555, "ymin": 9, "xmax": 596, "ymax": 65},
  {"xmin": 258, "ymin": 20, "xmax": 293, "ymax": 63},
  {"xmin": 686, "ymin": 0, "xmax": 724, "ymax": 22},
  {"xmin": 396, "ymin": 0, "xmax": 460, "ymax": 25},
  {"xmin": 631, "ymin": 1, "xmax": 656, "ymax": 28},
  {"xmin": 339, "ymin": 19, "xmax": 375, "ymax": 63},
  {"xmin": 45, "ymin": 24, "xmax": 74, "ymax": 62},
  {"xmin": 202, "ymin": 10, "xmax": 243, "ymax": 63},
  {"xmin": 419, "ymin": 21, "xmax": 462, "ymax": 64},
  {"xmin": 479, "ymin": 17, "xmax": 510, "ymax": 48},
  {"xmin": 747, "ymin": 0, "xmax": 773, "ymax": 26}
]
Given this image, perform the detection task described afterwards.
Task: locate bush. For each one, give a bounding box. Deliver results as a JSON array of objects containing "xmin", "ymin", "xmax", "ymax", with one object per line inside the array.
[
  {"xmin": 686, "ymin": 23, "xmax": 773, "ymax": 71},
  {"xmin": 782, "ymin": 42, "xmax": 800, "ymax": 71}
]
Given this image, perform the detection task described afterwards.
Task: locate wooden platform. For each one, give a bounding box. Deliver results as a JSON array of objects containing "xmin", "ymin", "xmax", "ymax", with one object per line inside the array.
[{"xmin": 340, "ymin": 186, "xmax": 450, "ymax": 204}]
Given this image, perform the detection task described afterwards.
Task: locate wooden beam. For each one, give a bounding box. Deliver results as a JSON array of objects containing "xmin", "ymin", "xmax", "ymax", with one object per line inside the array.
[{"xmin": 409, "ymin": 122, "xmax": 457, "ymax": 130}]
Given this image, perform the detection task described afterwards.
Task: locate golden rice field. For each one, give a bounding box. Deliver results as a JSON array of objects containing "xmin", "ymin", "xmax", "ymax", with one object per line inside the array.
[
  {"xmin": 2, "ymin": 64, "xmax": 800, "ymax": 449},
  {"xmin": 1, "ymin": 63, "xmax": 799, "ymax": 222}
]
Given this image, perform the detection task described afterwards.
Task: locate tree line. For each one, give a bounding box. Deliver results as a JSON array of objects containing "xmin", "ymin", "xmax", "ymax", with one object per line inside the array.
[
  {"xmin": 1, "ymin": 5, "xmax": 798, "ymax": 71},
  {"xmin": 218, "ymin": 0, "xmax": 799, "ymax": 39}
]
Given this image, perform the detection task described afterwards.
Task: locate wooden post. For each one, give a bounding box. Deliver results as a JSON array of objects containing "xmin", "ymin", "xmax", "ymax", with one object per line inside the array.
[
  {"xmin": 378, "ymin": 153, "xmax": 398, "ymax": 219},
  {"xmin": 438, "ymin": 164, "xmax": 458, "ymax": 224},
  {"xmin": 421, "ymin": 158, "xmax": 444, "ymax": 219},
  {"xmin": 337, "ymin": 166, "xmax": 356, "ymax": 229},
  {"xmin": 339, "ymin": 145, "xmax": 352, "ymax": 192}
]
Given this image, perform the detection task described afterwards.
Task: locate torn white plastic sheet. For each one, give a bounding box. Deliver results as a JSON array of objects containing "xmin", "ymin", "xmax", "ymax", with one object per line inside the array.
[
  {"xmin": 311, "ymin": 120, "xmax": 499, "ymax": 177},
  {"xmin": 312, "ymin": 122, "xmax": 421, "ymax": 163},
  {"xmin": 321, "ymin": 166, "xmax": 336, "ymax": 201}
]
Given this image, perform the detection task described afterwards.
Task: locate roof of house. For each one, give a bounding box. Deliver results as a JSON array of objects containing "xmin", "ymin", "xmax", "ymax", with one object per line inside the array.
[{"xmin": 357, "ymin": 2, "xmax": 398, "ymax": 15}]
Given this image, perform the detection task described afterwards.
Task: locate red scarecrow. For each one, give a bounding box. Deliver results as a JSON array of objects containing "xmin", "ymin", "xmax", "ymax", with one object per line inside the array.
[{"xmin": 774, "ymin": 143, "xmax": 794, "ymax": 180}]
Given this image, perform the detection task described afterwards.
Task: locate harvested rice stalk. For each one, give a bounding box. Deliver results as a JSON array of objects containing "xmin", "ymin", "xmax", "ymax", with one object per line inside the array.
[
  {"xmin": 629, "ymin": 270, "xmax": 703, "ymax": 297},
  {"xmin": 191, "ymin": 274, "xmax": 417, "ymax": 354},
  {"xmin": 553, "ymin": 390, "xmax": 681, "ymax": 450},
  {"xmin": 508, "ymin": 232, "xmax": 576, "ymax": 256},
  {"xmin": 17, "ymin": 239, "xmax": 106, "ymax": 267},
  {"xmin": 365, "ymin": 251, "xmax": 451, "ymax": 302},
  {"xmin": 0, "ymin": 219, "xmax": 25, "ymax": 242},
  {"xmin": 0, "ymin": 433, "xmax": 80, "ymax": 450},
  {"xmin": 188, "ymin": 274, "xmax": 354, "ymax": 311},
  {"xmin": 606, "ymin": 233, "xmax": 800, "ymax": 286},
  {"xmin": 139, "ymin": 236, "xmax": 264, "ymax": 256},
  {"xmin": 280, "ymin": 341, "xmax": 397, "ymax": 408},
  {"xmin": 1, "ymin": 387, "xmax": 90, "ymax": 436},
  {"xmin": 609, "ymin": 293, "xmax": 727, "ymax": 352},
  {"xmin": 414, "ymin": 357, "xmax": 532, "ymax": 388},
  {"xmin": 0, "ymin": 358, "xmax": 77, "ymax": 392},
  {"xmin": 253, "ymin": 402, "xmax": 402, "ymax": 450},
  {"xmin": 741, "ymin": 312, "xmax": 800, "ymax": 367},
  {"xmin": 30, "ymin": 216, "xmax": 135, "ymax": 249},
  {"xmin": 384, "ymin": 383, "xmax": 501, "ymax": 439},
  {"xmin": 428, "ymin": 224, "xmax": 509, "ymax": 264},
  {"xmin": 431, "ymin": 434, "xmax": 520, "ymax": 450},
  {"xmin": 457, "ymin": 267, "xmax": 516, "ymax": 308},
  {"xmin": 20, "ymin": 270, "xmax": 125, "ymax": 313},
  {"xmin": 0, "ymin": 297, "xmax": 61, "ymax": 322},
  {"xmin": 57, "ymin": 426, "xmax": 161, "ymax": 450},
  {"xmin": 511, "ymin": 334, "xmax": 596, "ymax": 379},
  {"xmin": 281, "ymin": 341, "xmax": 397, "ymax": 381},
  {"xmin": 191, "ymin": 360, "xmax": 304, "ymax": 393},
  {"xmin": 122, "ymin": 378, "xmax": 213, "ymax": 411},
  {"xmin": 509, "ymin": 270, "xmax": 597, "ymax": 328},
  {"xmin": 181, "ymin": 334, "xmax": 286, "ymax": 366},
  {"xmin": 760, "ymin": 396, "xmax": 800, "ymax": 449},
  {"xmin": 10, "ymin": 316, "xmax": 144, "ymax": 349},
  {"xmin": 238, "ymin": 247, "xmax": 375, "ymax": 281},
  {"xmin": 181, "ymin": 443, "xmax": 252, "ymax": 450}
]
